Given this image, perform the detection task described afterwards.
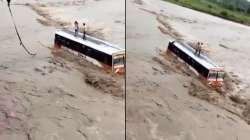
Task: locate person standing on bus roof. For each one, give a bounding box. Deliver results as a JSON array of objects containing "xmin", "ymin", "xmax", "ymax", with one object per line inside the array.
[
  {"xmin": 74, "ymin": 21, "xmax": 79, "ymax": 37},
  {"xmin": 7, "ymin": 0, "xmax": 11, "ymax": 6},
  {"xmin": 83, "ymin": 23, "xmax": 87, "ymax": 39},
  {"xmin": 195, "ymin": 42, "xmax": 199, "ymax": 55},
  {"xmin": 198, "ymin": 42, "xmax": 203, "ymax": 56}
]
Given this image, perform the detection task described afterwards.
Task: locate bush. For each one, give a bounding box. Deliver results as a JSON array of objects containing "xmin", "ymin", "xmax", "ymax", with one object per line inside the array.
[
  {"xmin": 220, "ymin": 11, "xmax": 228, "ymax": 17},
  {"xmin": 225, "ymin": 4, "xmax": 234, "ymax": 11},
  {"xmin": 208, "ymin": 4, "xmax": 213, "ymax": 9},
  {"xmin": 240, "ymin": 20, "xmax": 244, "ymax": 24},
  {"xmin": 247, "ymin": 7, "xmax": 250, "ymax": 14},
  {"xmin": 236, "ymin": 7, "xmax": 244, "ymax": 12}
]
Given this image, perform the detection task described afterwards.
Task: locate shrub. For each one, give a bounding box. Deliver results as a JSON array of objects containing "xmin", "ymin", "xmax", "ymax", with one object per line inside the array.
[
  {"xmin": 220, "ymin": 11, "xmax": 228, "ymax": 17},
  {"xmin": 247, "ymin": 7, "xmax": 250, "ymax": 14},
  {"xmin": 236, "ymin": 7, "xmax": 244, "ymax": 12},
  {"xmin": 208, "ymin": 4, "xmax": 213, "ymax": 9},
  {"xmin": 226, "ymin": 5, "xmax": 234, "ymax": 11}
]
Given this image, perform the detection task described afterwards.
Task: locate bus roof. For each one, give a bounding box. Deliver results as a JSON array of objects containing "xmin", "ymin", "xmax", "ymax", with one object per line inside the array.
[
  {"xmin": 55, "ymin": 30, "xmax": 125, "ymax": 55},
  {"xmin": 172, "ymin": 41, "xmax": 221, "ymax": 70}
]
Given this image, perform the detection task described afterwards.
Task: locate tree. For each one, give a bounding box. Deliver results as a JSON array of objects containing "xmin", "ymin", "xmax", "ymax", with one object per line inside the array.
[
  {"xmin": 226, "ymin": 4, "xmax": 234, "ymax": 11},
  {"xmin": 247, "ymin": 7, "xmax": 250, "ymax": 14}
]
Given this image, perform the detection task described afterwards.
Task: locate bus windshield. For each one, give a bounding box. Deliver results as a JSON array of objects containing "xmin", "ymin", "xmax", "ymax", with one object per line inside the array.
[
  {"xmin": 217, "ymin": 72, "xmax": 225, "ymax": 79},
  {"xmin": 208, "ymin": 72, "xmax": 217, "ymax": 80},
  {"xmin": 113, "ymin": 56, "xmax": 125, "ymax": 66},
  {"xmin": 208, "ymin": 71, "xmax": 225, "ymax": 80}
]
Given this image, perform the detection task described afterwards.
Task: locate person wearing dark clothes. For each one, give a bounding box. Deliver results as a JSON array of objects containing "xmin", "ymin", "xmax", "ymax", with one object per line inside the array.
[
  {"xmin": 74, "ymin": 21, "xmax": 79, "ymax": 37},
  {"xmin": 83, "ymin": 23, "xmax": 86, "ymax": 39},
  {"xmin": 198, "ymin": 42, "xmax": 203, "ymax": 56},
  {"xmin": 7, "ymin": 0, "xmax": 11, "ymax": 6},
  {"xmin": 195, "ymin": 42, "xmax": 200, "ymax": 55}
]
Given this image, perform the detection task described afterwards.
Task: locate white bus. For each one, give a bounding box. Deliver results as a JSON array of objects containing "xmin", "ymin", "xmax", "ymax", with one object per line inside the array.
[
  {"xmin": 54, "ymin": 29, "xmax": 125, "ymax": 74},
  {"xmin": 168, "ymin": 40, "xmax": 225, "ymax": 86}
]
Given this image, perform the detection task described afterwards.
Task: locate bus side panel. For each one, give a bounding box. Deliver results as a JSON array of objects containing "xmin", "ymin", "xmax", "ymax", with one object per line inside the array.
[
  {"xmin": 85, "ymin": 48, "xmax": 112, "ymax": 66},
  {"xmin": 56, "ymin": 34, "xmax": 113, "ymax": 66}
]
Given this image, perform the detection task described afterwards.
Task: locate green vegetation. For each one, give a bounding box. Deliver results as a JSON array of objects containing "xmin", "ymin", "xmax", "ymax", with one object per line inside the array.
[{"xmin": 163, "ymin": 0, "xmax": 250, "ymax": 26}]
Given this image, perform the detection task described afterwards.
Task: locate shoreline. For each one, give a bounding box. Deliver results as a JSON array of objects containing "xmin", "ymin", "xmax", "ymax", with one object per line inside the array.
[{"xmin": 163, "ymin": 0, "xmax": 250, "ymax": 27}]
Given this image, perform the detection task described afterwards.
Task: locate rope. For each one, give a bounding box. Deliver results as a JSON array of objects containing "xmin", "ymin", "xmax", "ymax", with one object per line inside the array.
[{"xmin": 8, "ymin": 5, "xmax": 36, "ymax": 56}]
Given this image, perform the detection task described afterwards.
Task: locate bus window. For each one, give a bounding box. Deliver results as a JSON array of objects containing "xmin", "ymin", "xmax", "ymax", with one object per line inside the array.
[
  {"xmin": 208, "ymin": 72, "xmax": 217, "ymax": 80},
  {"xmin": 113, "ymin": 56, "xmax": 124, "ymax": 66},
  {"xmin": 217, "ymin": 72, "xmax": 225, "ymax": 80}
]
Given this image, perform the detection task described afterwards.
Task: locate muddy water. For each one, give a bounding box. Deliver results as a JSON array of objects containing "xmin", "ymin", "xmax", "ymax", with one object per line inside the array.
[
  {"xmin": 24, "ymin": 0, "xmax": 125, "ymax": 47},
  {"xmin": 5, "ymin": 0, "xmax": 125, "ymax": 47},
  {"xmin": 52, "ymin": 0, "xmax": 125, "ymax": 47},
  {"xmin": 0, "ymin": 1, "xmax": 124, "ymax": 140},
  {"xmin": 127, "ymin": 0, "xmax": 250, "ymax": 139},
  {"xmin": 153, "ymin": 0, "xmax": 250, "ymax": 96},
  {"xmin": 129, "ymin": 0, "xmax": 250, "ymax": 96}
]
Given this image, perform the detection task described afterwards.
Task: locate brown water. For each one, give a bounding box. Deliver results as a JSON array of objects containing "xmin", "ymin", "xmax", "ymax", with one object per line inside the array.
[
  {"xmin": 0, "ymin": 0, "xmax": 124, "ymax": 140},
  {"xmin": 127, "ymin": 0, "xmax": 250, "ymax": 139}
]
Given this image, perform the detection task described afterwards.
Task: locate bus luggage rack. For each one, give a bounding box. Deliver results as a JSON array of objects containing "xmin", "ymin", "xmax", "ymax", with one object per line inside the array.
[
  {"xmin": 54, "ymin": 29, "xmax": 125, "ymax": 74},
  {"xmin": 167, "ymin": 40, "xmax": 225, "ymax": 86}
]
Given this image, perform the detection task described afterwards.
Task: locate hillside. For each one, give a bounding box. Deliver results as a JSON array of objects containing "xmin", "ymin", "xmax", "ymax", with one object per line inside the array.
[{"xmin": 164, "ymin": 0, "xmax": 250, "ymax": 25}]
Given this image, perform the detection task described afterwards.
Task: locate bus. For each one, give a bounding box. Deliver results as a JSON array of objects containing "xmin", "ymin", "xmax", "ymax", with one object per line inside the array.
[
  {"xmin": 167, "ymin": 40, "xmax": 225, "ymax": 86},
  {"xmin": 54, "ymin": 29, "xmax": 125, "ymax": 74}
]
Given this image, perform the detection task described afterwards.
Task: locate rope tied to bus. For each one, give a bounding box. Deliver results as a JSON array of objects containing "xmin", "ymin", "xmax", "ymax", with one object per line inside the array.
[{"xmin": 7, "ymin": 4, "xmax": 36, "ymax": 56}]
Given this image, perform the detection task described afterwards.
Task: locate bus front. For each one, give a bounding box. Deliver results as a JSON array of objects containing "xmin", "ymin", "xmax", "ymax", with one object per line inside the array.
[
  {"xmin": 112, "ymin": 52, "xmax": 125, "ymax": 74},
  {"xmin": 207, "ymin": 68, "xmax": 225, "ymax": 87}
]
